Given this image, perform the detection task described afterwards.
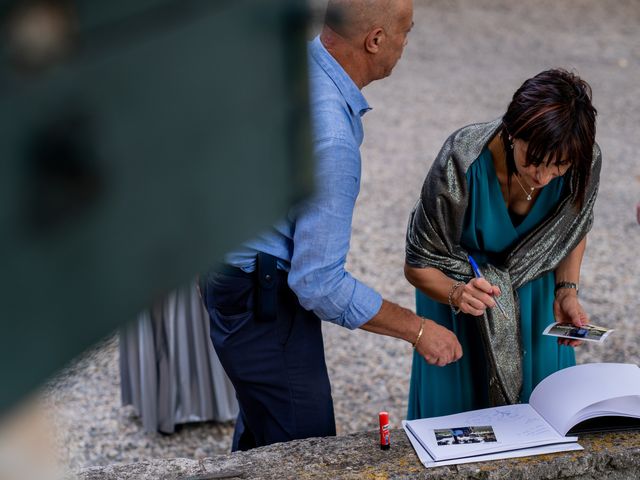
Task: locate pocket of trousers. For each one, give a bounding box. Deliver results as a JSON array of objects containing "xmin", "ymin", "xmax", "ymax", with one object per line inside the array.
[
  {"xmin": 211, "ymin": 309, "xmax": 253, "ymax": 338},
  {"xmin": 209, "ymin": 272, "xmax": 254, "ymax": 316}
]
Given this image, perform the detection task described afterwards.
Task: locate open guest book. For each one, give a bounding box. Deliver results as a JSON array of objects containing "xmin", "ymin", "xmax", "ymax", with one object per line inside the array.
[{"xmin": 403, "ymin": 363, "xmax": 640, "ymax": 468}]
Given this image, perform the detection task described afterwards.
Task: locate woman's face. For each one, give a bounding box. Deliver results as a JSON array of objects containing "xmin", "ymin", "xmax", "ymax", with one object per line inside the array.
[{"xmin": 513, "ymin": 139, "xmax": 571, "ymax": 188}]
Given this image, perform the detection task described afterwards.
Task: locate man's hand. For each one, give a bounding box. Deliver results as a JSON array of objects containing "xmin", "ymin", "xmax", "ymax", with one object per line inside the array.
[
  {"xmin": 360, "ymin": 300, "xmax": 462, "ymax": 366},
  {"xmin": 415, "ymin": 319, "xmax": 463, "ymax": 366}
]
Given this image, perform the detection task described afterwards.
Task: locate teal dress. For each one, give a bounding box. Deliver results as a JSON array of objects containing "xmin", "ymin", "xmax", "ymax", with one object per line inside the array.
[{"xmin": 407, "ymin": 148, "xmax": 575, "ymax": 420}]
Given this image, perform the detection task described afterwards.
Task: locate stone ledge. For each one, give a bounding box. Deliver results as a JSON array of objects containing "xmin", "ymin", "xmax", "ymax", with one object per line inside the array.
[{"xmin": 75, "ymin": 428, "xmax": 640, "ymax": 479}]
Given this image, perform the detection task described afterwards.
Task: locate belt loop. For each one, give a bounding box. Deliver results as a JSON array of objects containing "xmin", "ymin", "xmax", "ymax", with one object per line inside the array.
[{"xmin": 256, "ymin": 252, "xmax": 278, "ymax": 322}]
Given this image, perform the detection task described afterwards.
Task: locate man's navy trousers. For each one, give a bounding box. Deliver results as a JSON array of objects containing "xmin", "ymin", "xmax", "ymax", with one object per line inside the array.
[{"xmin": 200, "ymin": 265, "xmax": 336, "ymax": 451}]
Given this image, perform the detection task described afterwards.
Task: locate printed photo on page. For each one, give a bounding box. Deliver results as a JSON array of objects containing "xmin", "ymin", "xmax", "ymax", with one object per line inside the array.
[
  {"xmin": 434, "ymin": 426, "xmax": 497, "ymax": 446},
  {"xmin": 542, "ymin": 322, "xmax": 613, "ymax": 343}
]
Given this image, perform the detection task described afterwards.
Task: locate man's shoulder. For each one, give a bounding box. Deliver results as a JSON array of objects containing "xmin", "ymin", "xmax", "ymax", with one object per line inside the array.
[
  {"xmin": 309, "ymin": 67, "xmax": 350, "ymax": 112},
  {"xmin": 309, "ymin": 76, "xmax": 356, "ymax": 142}
]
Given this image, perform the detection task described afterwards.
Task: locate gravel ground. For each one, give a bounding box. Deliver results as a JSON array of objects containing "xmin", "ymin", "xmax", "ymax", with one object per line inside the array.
[{"xmin": 40, "ymin": 0, "xmax": 640, "ymax": 472}]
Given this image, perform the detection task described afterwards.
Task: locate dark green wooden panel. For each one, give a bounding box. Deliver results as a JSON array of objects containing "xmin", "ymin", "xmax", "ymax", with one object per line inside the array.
[{"xmin": 0, "ymin": 0, "xmax": 313, "ymax": 414}]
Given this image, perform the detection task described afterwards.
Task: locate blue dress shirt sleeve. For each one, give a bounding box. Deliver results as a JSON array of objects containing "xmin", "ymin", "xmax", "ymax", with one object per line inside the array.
[{"xmin": 287, "ymin": 136, "xmax": 383, "ymax": 330}]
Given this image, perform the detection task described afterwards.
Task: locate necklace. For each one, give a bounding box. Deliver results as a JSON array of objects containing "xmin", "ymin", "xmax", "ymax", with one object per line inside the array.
[{"xmin": 514, "ymin": 174, "xmax": 535, "ymax": 201}]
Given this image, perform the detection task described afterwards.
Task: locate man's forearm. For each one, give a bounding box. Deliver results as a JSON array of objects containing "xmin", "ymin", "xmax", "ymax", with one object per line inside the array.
[
  {"xmin": 360, "ymin": 299, "xmax": 463, "ymax": 366},
  {"xmin": 359, "ymin": 299, "xmax": 421, "ymax": 344}
]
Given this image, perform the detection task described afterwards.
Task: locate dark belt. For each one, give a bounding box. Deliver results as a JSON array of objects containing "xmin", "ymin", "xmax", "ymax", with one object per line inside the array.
[{"xmin": 214, "ymin": 262, "xmax": 253, "ymax": 279}]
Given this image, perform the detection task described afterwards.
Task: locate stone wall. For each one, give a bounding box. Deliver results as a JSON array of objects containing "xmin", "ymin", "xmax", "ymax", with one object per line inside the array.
[{"xmin": 76, "ymin": 429, "xmax": 640, "ymax": 479}]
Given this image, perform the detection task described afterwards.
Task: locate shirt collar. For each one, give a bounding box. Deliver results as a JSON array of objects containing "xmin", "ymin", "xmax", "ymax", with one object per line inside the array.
[{"xmin": 309, "ymin": 36, "xmax": 372, "ymax": 117}]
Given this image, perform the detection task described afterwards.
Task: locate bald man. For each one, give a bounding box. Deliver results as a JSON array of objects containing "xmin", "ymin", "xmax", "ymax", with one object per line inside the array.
[{"xmin": 200, "ymin": 0, "xmax": 462, "ymax": 451}]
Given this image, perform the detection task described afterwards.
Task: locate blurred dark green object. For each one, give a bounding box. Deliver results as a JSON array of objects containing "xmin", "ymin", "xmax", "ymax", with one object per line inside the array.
[{"xmin": 0, "ymin": 0, "xmax": 313, "ymax": 414}]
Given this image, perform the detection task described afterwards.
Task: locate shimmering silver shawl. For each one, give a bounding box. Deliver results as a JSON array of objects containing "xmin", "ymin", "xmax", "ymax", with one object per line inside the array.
[{"xmin": 405, "ymin": 119, "xmax": 601, "ymax": 405}]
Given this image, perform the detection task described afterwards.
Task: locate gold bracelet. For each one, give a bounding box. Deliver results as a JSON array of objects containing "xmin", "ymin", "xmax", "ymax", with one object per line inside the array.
[{"xmin": 412, "ymin": 318, "xmax": 426, "ymax": 349}]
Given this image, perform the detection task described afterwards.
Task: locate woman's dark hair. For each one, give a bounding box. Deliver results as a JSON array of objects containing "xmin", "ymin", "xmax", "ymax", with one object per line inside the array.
[{"xmin": 501, "ymin": 68, "xmax": 597, "ymax": 209}]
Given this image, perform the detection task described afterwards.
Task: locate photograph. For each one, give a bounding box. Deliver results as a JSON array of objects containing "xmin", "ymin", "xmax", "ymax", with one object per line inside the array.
[
  {"xmin": 434, "ymin": 426, "xmax": 497, "ymax": 446},
  {"xmin": 2, "ymin": 0, "xmax": 639, "ymax": 478},
  {"xmin": 543, "ymin": 323, "xmax": 614, "ymax": 343}
]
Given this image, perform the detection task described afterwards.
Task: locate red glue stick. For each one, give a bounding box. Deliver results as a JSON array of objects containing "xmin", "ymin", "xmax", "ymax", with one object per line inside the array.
[{"xmin": 379, "ymin": 411, "xmax": 390, "ymax": 450}]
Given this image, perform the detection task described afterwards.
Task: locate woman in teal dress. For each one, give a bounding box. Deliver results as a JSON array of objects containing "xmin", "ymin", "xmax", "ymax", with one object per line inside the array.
[{"xmin": 404, "ymin": 69, "xmax": 601, "ymax": 419}]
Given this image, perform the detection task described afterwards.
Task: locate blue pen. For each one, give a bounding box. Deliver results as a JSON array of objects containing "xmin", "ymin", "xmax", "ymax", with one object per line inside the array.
[{"xmin": 467, "ymin": 255, "xmax": 509, "ymax": 318}]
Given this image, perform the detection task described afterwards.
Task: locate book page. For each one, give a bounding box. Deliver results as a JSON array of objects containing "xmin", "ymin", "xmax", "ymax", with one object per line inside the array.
[
  {"xmin": 404, "ymin": 404, "xmax": 574, "ymax": 461},
  {"xmin": 570, "ymin": 396, "xmax": 640, "ymax": 426},
  {"xmin": 530, "ymin": 363, "xmax": 640, "ymax": 435},
  {"xmin": 402, "ymin": 421, "xmax": 583, "ymax": 468}
]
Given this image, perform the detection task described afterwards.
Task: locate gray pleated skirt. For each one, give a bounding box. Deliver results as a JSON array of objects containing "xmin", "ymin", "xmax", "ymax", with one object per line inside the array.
[{"xmin": 119, "ymin": 280, "xmax": 238, "ymax": 433}]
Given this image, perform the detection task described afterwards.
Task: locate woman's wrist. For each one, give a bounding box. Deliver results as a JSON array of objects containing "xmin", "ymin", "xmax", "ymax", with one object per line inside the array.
[
  {"xmin": 555, "ymin": 281, "xmax": 579, "ymax": 298},
  {"xmin": 448, "ymin": 281, "xmax": 464, "ymax": 314}
]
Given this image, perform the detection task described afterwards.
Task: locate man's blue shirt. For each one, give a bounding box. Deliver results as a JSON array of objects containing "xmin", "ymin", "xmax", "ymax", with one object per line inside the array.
[{"xmin": 225, "ymin": 36, "xmax": 383, "ymax": 330}]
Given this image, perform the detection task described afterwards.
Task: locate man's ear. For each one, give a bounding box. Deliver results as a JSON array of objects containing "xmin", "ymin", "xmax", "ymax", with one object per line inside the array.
[{"xmin": 364, "ymin": 27, "xmax": 385, "ymax": 53}]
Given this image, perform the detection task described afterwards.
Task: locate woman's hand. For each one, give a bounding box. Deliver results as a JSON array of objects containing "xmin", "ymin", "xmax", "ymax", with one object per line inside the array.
[
  {"xmin": 453, "ymin": 278, "xmax": 501, "ymax": 316},
  {"xmin": 553, "ymin": 289, "xmax": 589, "ymax": 347}
]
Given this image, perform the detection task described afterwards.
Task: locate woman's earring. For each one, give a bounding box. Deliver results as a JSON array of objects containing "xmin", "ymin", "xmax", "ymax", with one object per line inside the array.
[{"xmin": 508, "ymin": 136, "xmax": 514, "ymax": 150}]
